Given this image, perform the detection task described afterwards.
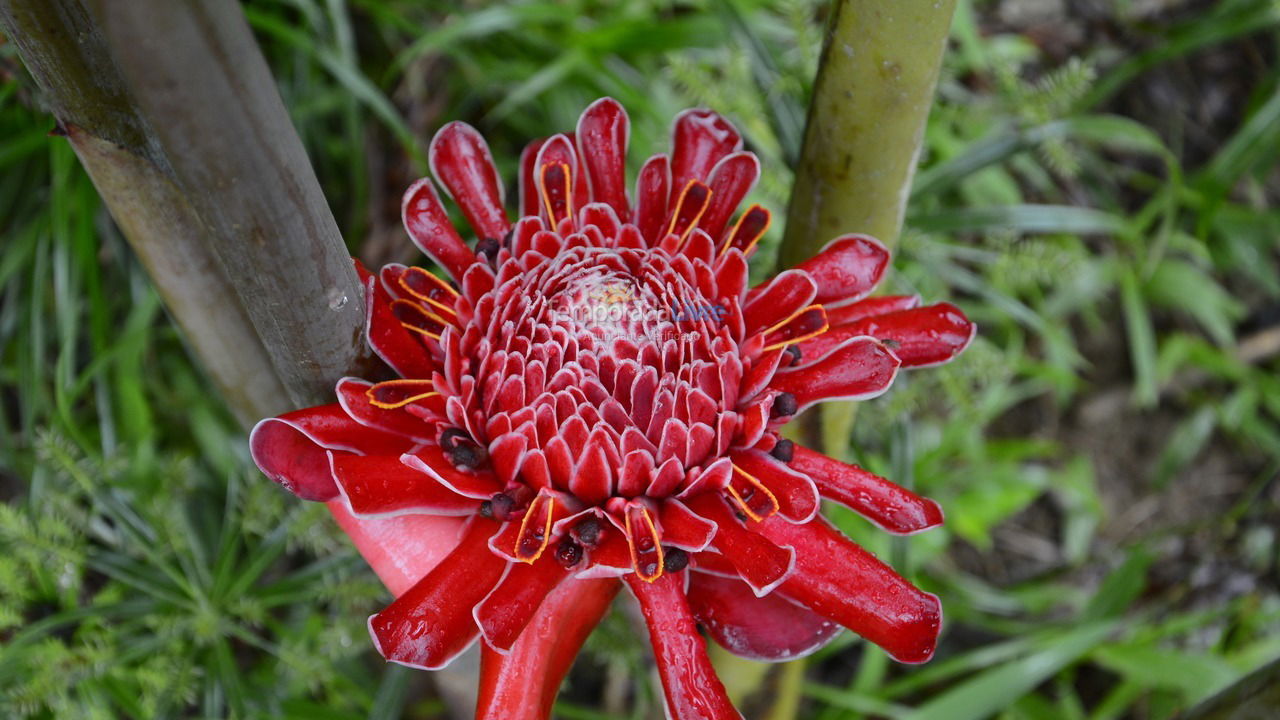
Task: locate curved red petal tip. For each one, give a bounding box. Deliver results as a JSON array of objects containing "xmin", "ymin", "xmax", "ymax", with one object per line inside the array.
[
  {"xmin": 329, "ymin": 452, "xmax": 478, "ymax": 518},
  {"xmin": 428, "ymin": 121, "xmax": 511, "ymax": 241},
  {"xmin": 699, "ymin": 151, "xmax": 760, "ymax": 240},
  {"xmin": 625, "ymin": 572, "xmax": 743, "ymax": 720},
  {"xmin": 757, "ymin": 515, "xmax": 942, "ymax": 664},
  {"xmin": 368, "ymin": 518, "xmax": 506, "ymax": 670},
  {"xmin": 576, "ymin": 97, "xmax": 631, "ymax": 217},
  {"xmin": 687, "ymin": 571, "xmax": 842, "ymax": 663},
  {"xmin": 669, "ymin": 108, "xmax": 743, "ymax": 198},
  {"xmin": 790, "ymin": 445, "xmax": 944, "ymax": 534},
  {"xmin": 770, "ymin": 336, "xmax": 901, "ymax": 413},
  {"xmin": 795, "ymin": 234, "xmax": 890, "ymax": 306},
  {"xmin": 476, "ymin": 578, "xmax": 620, "ymax": 720},
  {"xmin": 854, "ymin": 302, "xmax": 976, "ymax": 368},
  {"xmin": 401, "ymin": 177, "xmax": 476, "ymax": 280},
  {"xmin": 251, "ymin": 402, "xmax": 409, "ymax": 501}
]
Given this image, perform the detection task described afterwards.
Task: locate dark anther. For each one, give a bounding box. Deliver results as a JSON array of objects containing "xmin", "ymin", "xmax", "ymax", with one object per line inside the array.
[
  {"xmin": 733, "ymin": 509, "xmax": 749, "ymax": 523},
  {"xmin": 479, "ymin": 500, "xmax": 494, "ymax": 518},
  {"xmin": 663, "ymin": 547, "xmax": 689, "ymax": 573},
  {"xmin": 441, "ymin": 428, "xmax": 487, "ymax": 470},
  {"xmin": 48, "ymin": 123, "xmax": 68, "ymax": 138},
  {"xmin": 771, "ymin": 392, "xmax": 798, "ymax": 418},
  {"xmin": 784, "ymin": 345, "xmax": 802, "ymax": 365},
  {"xmin": 489, "ymin": 492, "xmax": 515, "ymax": 521},
  {"xmin": 440, "ymin": 428, "xmax": 470, "ymax": 451},
  {"xmin": 574, "ymin": 517, "xmax": 602, "ymax": 546},
  {"xmin": 476, "ymin": 237, "xmax": 501, "ymax": 264},
  {"xmin": 770, "ymin": 439, "xmax": 795, "ymax": 463},
  {"xmin": 555, "ymin": 539, "xmax": 583, "ymax": 568}
]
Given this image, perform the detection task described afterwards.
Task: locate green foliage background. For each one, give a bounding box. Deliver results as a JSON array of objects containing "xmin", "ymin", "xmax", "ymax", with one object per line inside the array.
[{"xmin": 2, "ymin": 0, "xmax": 1279, "ymax": 718}]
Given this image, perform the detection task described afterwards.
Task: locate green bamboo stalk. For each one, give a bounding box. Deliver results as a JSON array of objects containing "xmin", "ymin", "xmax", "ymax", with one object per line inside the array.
[
  {"xmin": 781, "ymin": 0, "xmax": 958, "ymax": 264},
  {"xmin": 0, "ymin": 0, "xmax": 372, "ymax": 416}
]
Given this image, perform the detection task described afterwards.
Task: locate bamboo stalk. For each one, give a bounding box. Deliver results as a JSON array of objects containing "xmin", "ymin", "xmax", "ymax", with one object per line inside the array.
[
  {"xmin": 781, "ymin": 0, "xmax": 958, "ymax": 264},
  {"xmin": 1, "ymin": 1, "xmax": 474, "ymax": 715}
]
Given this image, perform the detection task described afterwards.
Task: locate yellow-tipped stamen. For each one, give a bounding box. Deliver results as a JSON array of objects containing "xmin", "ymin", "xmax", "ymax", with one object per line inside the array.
[
  {"xmin": 726, "ymin": 463, "xmax": 779, "ymax": 522},
  {"xmin": 762, "ymin": 305, "xmax": 830, "ymax": 352},
  {"xmin": 666, "ymin": 179, "xmax": 712, "ymax": 249},
  {"xmin": 718, "ymin": 204, "xmax": 771, "ymax": 258},
  {"xmin": 624, "ymin": 503, "xmax": 666, "ymax": 583},
  {"xmin": 397, "ymin": 267, "xmax": 460, "ymax": 319},
  {"xmin": 366, "ymin": 380, "xmax": 439, "ymax": 410},
  {"xmin": 514, "ymin": 492, "xmax": 558, "ymax": 564},
  {"xmin": 539, "ymin": 162, "xmax": 573, "ymax": 226}
]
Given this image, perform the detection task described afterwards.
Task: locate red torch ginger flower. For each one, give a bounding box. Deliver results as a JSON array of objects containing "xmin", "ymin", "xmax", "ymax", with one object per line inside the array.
[{"xmin": 251, "ymin": 98, "xmax": 974, "ymax": 719}]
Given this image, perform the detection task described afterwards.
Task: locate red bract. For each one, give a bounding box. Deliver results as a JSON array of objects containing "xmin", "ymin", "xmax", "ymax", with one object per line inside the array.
[{"xmin": 251, "ymin": 97, "xmax": 974, "ymax": 720}]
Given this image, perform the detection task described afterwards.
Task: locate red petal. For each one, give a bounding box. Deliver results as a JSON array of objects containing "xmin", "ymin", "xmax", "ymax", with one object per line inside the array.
[
  {"xmin": 670, "ymin": 109, "xmax": 743, "ymax": 198},
  {"xmin": 658, "ymin": 498, "xmax": 717, "ymax": 551},
  {"xmin": 635, "ymin": 154, "xmax": 671, "ymax": 244},
  {"xmin": 476, "ymin": 578, "xmax": 620, "ymax": 720},
  {"xmin": 250, "ymin": 405, "xmax": 411, "ymax": 501},
  {"xmin": 770, "ymin": 337, "xmax": 900, "ymax": 413},
  {"xmin": 743, "ymin": 269, "xmax": 818, "ymax": 335},
  {"xmin": 402, "ymin": 445, "xmax": 503, "ymax": 499},
  {"xmin": 625, "ymin": 573, "xmax": 742, "ymax": 720},
  {"xmin": 363, "ymin": 274, "xmax": 436, "ymax": 379},
  {"xmin": 841, "ymin": 302, "xmax": 975, "ymax": 368},
  {"xmin": 687, "ymin": 571, "xmax": 841, "ymax": 662},
  {"xmin": 402, "ymin": 177, "xmax": 477, "ymax": 280},
  {"xmin": 699, "ymin": 152, "xmax": 759, "ymax": 240},
  {"xmin": 429, "ymin": 121, "xmax": 510, "ymax": 241},
  {"xmin": 791, "ymin": 445, "xmax": 943, "ymax": 534},
  {"xmin": 684, "ymin": 494, "xmax": 794, "ymax": 595},
  {"xmin": 793, "ymin": 234, "xmax": 890, "ymax": 306},
  {"xmin": 475, "ymin": 553, "xmax": 572, "ymax": 652},
  {"xmin": 369, "ymin": 518, "xmax": 506, "ymax": 669},
  {"xmin": 327, "ymin": 501, "xmax": 465, "ymax": 597},
  {"xmin": 519, "ymin": 137, "xmax": 549, "ymax": 218},
  {"xmin": 330, "ymin": 453, "xmax": 478, "ymax": 517},
  {"xmin": 824, "ymin": 294, "xmax": 920, "ymax": 326},
  {"xmin": 755, "ymin": 515, "xmax": 941, "ymax": 664},
  {"xmin": 576, "ymin": 97, "xmax": 630, "ymax": 217},
  {"xmin": 730, "ymin": 449, "xmax": 820, "ymax": 523},
  {"xmin": 336, "ymin": 377, "xmax": 436, "ymax": 443}
]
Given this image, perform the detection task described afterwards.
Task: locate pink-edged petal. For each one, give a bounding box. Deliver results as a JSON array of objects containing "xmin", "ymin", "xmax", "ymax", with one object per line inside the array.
[
  {"xmin": 658, "ymin": 498, "xmax": 717, "ymax": 551},
  {"xmin": 687, "ymin": 570, "xmax": 841, "ymax": 662},
  {"xmin": 402, "ymin": 445, "xmax": 503, "ymax": 499},
  {"xmin": 669, "ymin": 109, "xmax": 743, "ymax": 198},
  {"xmin": 742, "ymin": 269, "xmax": 818, "ymax": 335},
  {"xmin": 369, "ymin": 518, "xmax": 506, "ymax": 670},
  {"xmin": 791, "ymin": 445, "xmax": 943, "ymax": 534},
  {"xmin": 754, "ymin": 515, "xmax": 941, "ymax": 664},
  {"xmin": 635, "ymin": 153, "xmax": 671, "ymax": 244},
  {"xmin": 475, "ymin": 552, "xmax": 573, "ymax": 652},
  {"xmin": 844, "ymin": 302, "xmax": 975, "ymax": 368},
  {"xmin": 793, "ymin": 234, "xmax": 890, "ymax": 306},
  {"xmin": 519, "ymin": 137, "xmax": 549, "ymax": 218},
  {"xmin": 476, "ymin": 578, "xmax": 620, "ymax": 720},
  {"xmin": 730, "ymin": 449, "xmax": 820, "ymax": 524},
  {"xmin": 363, "ymin": 273, "xmax": 436, "ymax": 379},
  {"xmin": 250, "ymin": 404, "xmax": 412, "ymax": 502},
  {"xmin": 336, "ymin": 377, "xmax": 436, "ymax": 443},
  {"xmin": 825, "ymin": 294, "xmax": 921, "ymax": 326},
  {"xmin": 699, "ymin": 152, "xmax": 759, "ymax": 240},
  {"xmin": 402, "ymin": 177, "xmax": 477, "ymax": 280},
  {"xmin": 327, "ymin": 500, "xmax": 466, "ymax": 597},
  {"xmin": 576, "ymin": 97, "xmax": 630, "ymax": 217},
  {"xmin": 770, "ymin": 337, "xmax": 901, "ymax": 413},
  {"xmin": 625, "ymin": 572, "xmax": 743, "ymax": 720},
  {"xmin": 429, "ymin": 121, "xmax": 510, "ymax": 241},
  {"xmin": 330, "ymin": 452, "xmax": 478, "ymax": 518},
  {"xmin": 684, "ymin": 494, "xmax": 794, "ymax": 596}
]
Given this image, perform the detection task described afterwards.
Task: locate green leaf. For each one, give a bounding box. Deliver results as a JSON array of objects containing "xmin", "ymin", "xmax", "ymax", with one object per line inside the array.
[
  {"xmin": 1092, "ymin": 644, "xmax": 1240, "ymax": 704},
  {"xmin": 902, "ymin": 622, "xmax": 1118, "ymax": 720},
  {"xmin": 909, "ymin": 204, "xmax": 1129, "ymax": 235}
]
